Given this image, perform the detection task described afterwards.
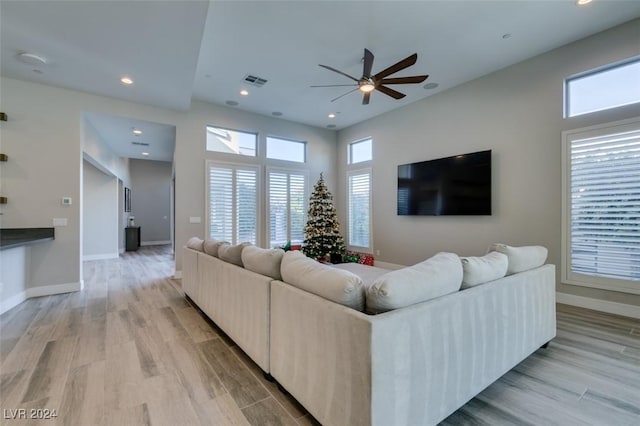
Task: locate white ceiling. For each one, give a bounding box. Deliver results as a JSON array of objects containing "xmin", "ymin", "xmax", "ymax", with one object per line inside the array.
[{"xmin": 2, "ymin": 1, "xmax": 640, "ymax": 159}]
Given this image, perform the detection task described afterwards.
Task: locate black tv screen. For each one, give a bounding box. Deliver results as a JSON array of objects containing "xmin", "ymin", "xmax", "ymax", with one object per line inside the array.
[{"xmin": 397, "ymin": 150, "xmax": 491, "ymax": 216}]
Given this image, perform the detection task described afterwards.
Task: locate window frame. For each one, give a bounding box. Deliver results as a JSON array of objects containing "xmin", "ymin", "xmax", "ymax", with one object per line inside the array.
[
  {"xmin": 266, "ymin": 167, "xmax": 309, "ymax": 248},
  {"xmin": 205, "ymin": 160, "xmax": 261, "ymax": 246},
  {"xmin": 205, "ymin": 125, "xmax": 258, "ymax": 157},
  {"xmin": 346, "ymin": 167, "xmax": 373, "ymax": 253},
  {"xmin": 266, "ymin": 135, "xmax": 307, "ymax": 163},
  {"xmin": 348, "ymin": 137, "xmax": 373, "ymax": 165},
  {"xmin": 561, "ymin": 117, "xmax": 640, "ymax": 295}
]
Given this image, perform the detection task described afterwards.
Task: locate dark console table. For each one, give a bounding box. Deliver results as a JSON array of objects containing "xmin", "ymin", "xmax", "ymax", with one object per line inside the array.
[{"xmin": 125, "ymin": 226, "xmax": 140, "ymax": 251}]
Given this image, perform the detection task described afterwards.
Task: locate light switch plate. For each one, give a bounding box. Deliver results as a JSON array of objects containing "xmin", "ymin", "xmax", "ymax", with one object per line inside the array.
[
  {"xmin": 189, "ymin": 216, "xmax": 201, "ymax": 224},
  {"xmin": 53, "ymin": 218, "xmax": 68, "ymax": 227}
]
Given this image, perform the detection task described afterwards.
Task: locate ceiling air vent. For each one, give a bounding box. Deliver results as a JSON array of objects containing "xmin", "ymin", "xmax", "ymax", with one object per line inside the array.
[
  {"xmin": 131, "ymin": 141, "xmax": 150, "ymax": 146},
  {"xmin": 243, "ymin": 74, "xmax": 268, "ymax": 87}
]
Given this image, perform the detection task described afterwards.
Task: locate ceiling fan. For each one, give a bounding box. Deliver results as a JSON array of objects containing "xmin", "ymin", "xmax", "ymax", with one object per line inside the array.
[{"xmin": 312, "ymin": 48, "xmax": 429, "ymax": 105}]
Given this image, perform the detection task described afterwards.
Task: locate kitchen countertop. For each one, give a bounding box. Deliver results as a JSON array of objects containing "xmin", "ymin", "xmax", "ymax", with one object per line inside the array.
[{"xmin": 0, "ymin": 228, "xmax": 55, "ymax": 250}]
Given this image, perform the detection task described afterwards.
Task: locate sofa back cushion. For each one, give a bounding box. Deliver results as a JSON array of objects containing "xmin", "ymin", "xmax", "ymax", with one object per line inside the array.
[
  {"xmin": 203, "ymin": 238, "xmax": 228, "ymax": 257},
  {"xmin": 460, "ymin": 251, "xmax": 508, "ymax": 289},
  {"xmin": 186, "ymin": 237, "xmax": 204, "ymax": 252},
  {"xmin": 280, "ymin": 251, "xmax": 365, "ymax": 311},
  {"xmin": 488, "ymin": 243, "xmax": 548, "ymax": 274},
  {"xmin": 218, "ymin": 242, "xmax": 252, "ymax": 267},
  {"xmin": 366, "ymin": 252, "xmax": 463, "ymax": 314},
  {"xmin": 241, "ymin": 246, "xmax": 285, "ymax": 280}
]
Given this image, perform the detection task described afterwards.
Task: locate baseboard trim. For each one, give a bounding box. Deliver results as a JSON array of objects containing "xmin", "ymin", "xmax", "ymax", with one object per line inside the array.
[
  {"xmin": 556, "ymin": 292, "xmax": 640, "ymax": 319},
  {"xmin": 374, "ymin": 260, "xmax": 406, "ymax": 270},
  {"xmin": 174, "ymin": 270, "xmax": 182, "ymax": 279},
  {"xmin": 1, "ymin": 281, "xmax": 81, "ymax": 315},
  {"xmin": 83, "ymin": 253, "xmax": 119, "ymax": 261},
  {"xmin": 141, "ymin": 240, "xmax": 171, "ymax": 246}
]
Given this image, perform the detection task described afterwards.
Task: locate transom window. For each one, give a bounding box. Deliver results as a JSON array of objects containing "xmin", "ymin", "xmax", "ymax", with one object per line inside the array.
[
  {"xmin": 206, "ymin": 126, "xmax": 257, "ymax": 157},
  {"xmin": 348, "ymin": 138, "xmax": 372, "ymax": 164},
  {"xmin": 565, "ymin": 57, "xmax": 640, "ymax": 118},
  {"xmin": 266, "ymin": 136, "xmax": 306, "ymax": 163}
]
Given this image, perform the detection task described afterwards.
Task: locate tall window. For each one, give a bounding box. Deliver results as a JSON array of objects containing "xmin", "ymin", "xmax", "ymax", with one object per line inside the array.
[
  {"xmin": 207, "ymin": 161, "xmax": 258, "ymax": 244},
  {"xmin": 565, "ymin": 58, "xmax": 640, "ymax": 118},
  {"xmin": 348, "ymin": 169, "xmax": 372, "ymax": 251},
  {"xmin": 562, "ymin": 118, "xmax": 640, "ymax": 294},
  {"xmin": 348, "ymin": 138, "xmax": 372, "ymax": 164},
  {"xmin": 266, "ymin": 136, "xmax": 306, "ymax": 163},
  {"xmin": 268, "ymin": 169, "xmax": 307, "ymax": 247},
  {"xmin": 206, "ymin": 126, "xmax": 257, "ymax": 156}
]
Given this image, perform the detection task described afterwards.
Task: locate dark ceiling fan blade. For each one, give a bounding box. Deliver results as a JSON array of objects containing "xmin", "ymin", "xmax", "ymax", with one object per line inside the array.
[
  {"xmin": 374, "ymin": 53, "xmax": 418, "ymax": 81},
  {"xmin": 362, "ymin": 92, "xmax": 371, "ymax": 105},
  {"xmin": 380, "ymin": 75, "xmax": 429, "ymax": 85},
  {"xmin": 376, "ymin": 85, "xmax": 406, "ymax": 100},
  {"xmin": 310, "ymin": 84, "xmax": 358, "ymax": 87},
  {"xmin": 363, "ymin": 48, "xmax": 374, "ymax": 78},
  {"xmin": 319, "ymin": 64, "xmax": 359, "ymax": 82},
  {"xmin": 331, "ymin": 87, "xmax": 360, "ymax": 102}
]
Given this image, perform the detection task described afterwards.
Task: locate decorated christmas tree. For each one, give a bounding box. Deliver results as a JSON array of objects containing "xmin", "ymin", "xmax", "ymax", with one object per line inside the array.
[{"xmin": 303, "ymin": 173, "xmax": 346, "ymax": 260}]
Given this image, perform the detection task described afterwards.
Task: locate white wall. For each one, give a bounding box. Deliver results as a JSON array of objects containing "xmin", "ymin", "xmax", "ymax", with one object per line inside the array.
[
  {"xmin": 337, "ymin": 19, "xmax": 640, "ymax": 307},
  {"xmin": 82, "ymin": 160, "xmax": 118, "ymax": 259},
  {"xmin": 130, "ymin": 159, "xmax": 172, "ymax": 244}
]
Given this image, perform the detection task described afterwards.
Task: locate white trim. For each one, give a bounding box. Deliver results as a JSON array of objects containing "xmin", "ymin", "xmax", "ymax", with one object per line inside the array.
[
  {"xmin": 374, "ymin": 260, "xmax": 405, "ymax": 271},
  {"xmin": 0, "ymin": 291, "xmax": 27, "ymax": 315},
  {"xmin": 141, "ymin": 240, "xmax": 171, "ymax": 246},
  {"xmin": 0, "ymin": 281, "xmax": 82, "ymax": 315},
  {"xmin": 556, "ymin": 292, "xmax": 640, "ymax": 319},
  {"xmin": 174, "ymin": 270, "xmax": 183, "ymax": 279},
  {"xmin": 83, "ymin": 252, "xmax": 119, "ymax": 261}
]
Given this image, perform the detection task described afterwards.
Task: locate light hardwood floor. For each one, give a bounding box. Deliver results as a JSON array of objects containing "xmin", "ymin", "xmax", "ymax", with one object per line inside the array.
[{"xmin": 1, "ymin": 245, "xmax": 639, "ymax": 425}]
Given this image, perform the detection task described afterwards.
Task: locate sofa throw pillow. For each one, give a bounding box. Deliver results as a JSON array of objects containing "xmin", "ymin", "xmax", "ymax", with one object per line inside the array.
[
  {"xmin": 488, "ymin": 243, "xmax": 548, "ymax": 275},
  {"xmin": 186, "ymin": 237, "xmax": 204, "ymax": 252},
  {"xmin": 203, "ymin": 238, "xmax": 228, "ymax": 257},
  {"xmin": 460, "ymin": 251, "xmax": 508, "ymax": 289},
  {"xmin": 280, "ymin": 251, "xmax": 365, "ymax": 311},
  {"xmin": 366, "ymin": 252, "xmax": 463, "ymax": 314},
  {"xmin": 218, "ymin": 242, "xmax": 252, "ymax": 267},
  {"xmin": 241, "ymin": 246, "xmax": 284, "ymax": 280}
]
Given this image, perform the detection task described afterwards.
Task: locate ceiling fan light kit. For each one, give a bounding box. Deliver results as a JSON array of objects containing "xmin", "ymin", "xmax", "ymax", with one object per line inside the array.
[{"xmin": 314, "ymin": 48, "xmax": 429, "ymax": 105}]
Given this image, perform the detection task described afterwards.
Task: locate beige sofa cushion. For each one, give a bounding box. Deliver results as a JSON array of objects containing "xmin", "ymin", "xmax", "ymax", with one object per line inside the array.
[
  {"xmin": 366, "ymin": 252, "xmax": 463, "ymax": 313},
  {"xmin": 280, "ymin": 251, "xmax": 365, "ymax": 311},
  {"xmin": 218, "ymin": 242, "xmax": 252, "ymax": 267},
  {"xmin": 460, "ymin": 251, "xmax": 508, "ymax": 289},
  {"xmin": 241, "ymin": 246, "xmax": 284, "ymax": 280},
  {"xmin": 186, "ymin": 237, "xmax": 204, "ymax": 252},
  {"xmin": 488, "ymin": 243, "xmax": 548, "ymax": 274},
  {"xmin": 203, "ymin": 238, "xmax": 228, "ymax": 257}
]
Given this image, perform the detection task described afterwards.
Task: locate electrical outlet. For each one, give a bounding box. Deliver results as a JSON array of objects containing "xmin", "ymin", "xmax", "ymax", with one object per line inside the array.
[{"xmin": 376, "ymin": 250, "xmax": 380, "ymax": 256}]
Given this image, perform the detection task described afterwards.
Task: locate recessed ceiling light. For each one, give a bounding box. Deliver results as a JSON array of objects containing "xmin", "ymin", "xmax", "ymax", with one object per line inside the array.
[
  {"xmin": 17, "ymin": 52, "xmax": 47, "ymax": 66},
  {"xmin": 328, "ymin": 113, "xmax": 336, "ymax": 119},
  {"xmin": 576, "ymin": 0, "xmax": 592, "ymax": 5},
  {"xmin": 120, "ymin": 76, "xmax": 134, "ymax": 85},
  {"xmin": 141, "ymin": 152, "xmax": 150, "ymax": 156},
  {"xmin": 132, "ymin": 128, "xmax": 142, "ymax": 136},
  {"xmin": 225, "ymin": 100, "xmax": 239, "ymax": 106},
  {"xmin": 272, "ymin": 112, "xmax": 283, "ymax": 116},
  {"xmin": 423, "ymin": 82, "xmax": 439, "ymax": 90},
  {"xmin": 240, "ymin": 89, "xmax": 249, "ymax": 96}
]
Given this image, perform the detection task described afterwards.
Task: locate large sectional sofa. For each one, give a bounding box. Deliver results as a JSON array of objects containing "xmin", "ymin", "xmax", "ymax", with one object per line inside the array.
[{"xmin": 182, "ymin": 239, "xmax": 556, "ymax": 426}]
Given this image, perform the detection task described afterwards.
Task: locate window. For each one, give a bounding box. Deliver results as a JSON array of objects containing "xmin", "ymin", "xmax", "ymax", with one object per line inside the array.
[
  {"xmin": 348, "ymin": 138, "xmax": 372, "ymax": 164},
  {"xmin": 267, "ymin": 170, "xmax": 307, "ymax": 247},
  {"xmin": 562, "ymin": 118, "xmax": 640, "ymax": 294},
  {"xmin": 207, "ymin": 162, "xmax": 259, "ymax": 244},
  {"xmin": 347, "ymin": 169, "xmax": 372, "ymax": 251},
  {"xmin": 266, "ymin": 136, "xmax": 306, "ymax": 163},
  {"xmin": 206, "ymin": 126, "xmax": 257, "ymax": 156},
  {"xmin": 565, "ymin": 58, "xmax": 640, "ymax": 118}
]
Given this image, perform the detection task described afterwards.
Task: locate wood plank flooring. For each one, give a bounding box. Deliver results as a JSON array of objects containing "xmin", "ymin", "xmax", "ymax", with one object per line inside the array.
[{"xmin": 1, "ymin": 245, "xmax": 639, "ymax": 425}]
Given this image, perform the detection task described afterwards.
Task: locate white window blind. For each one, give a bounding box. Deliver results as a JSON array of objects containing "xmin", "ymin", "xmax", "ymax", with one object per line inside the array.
[
  {"xmin": 268, "ymin": 170, "xmax": 307, "ymax": 247},
  {"xmin": 348, "ymin": 170, "xmax": 371, "ymax": 250},
  {"xmin": 207, "ymin": 162, "xmax": 258, "ymax": 245},
  {"xmin": 567, "ymin": 125, "xmax": 640, "ymax": 286}
]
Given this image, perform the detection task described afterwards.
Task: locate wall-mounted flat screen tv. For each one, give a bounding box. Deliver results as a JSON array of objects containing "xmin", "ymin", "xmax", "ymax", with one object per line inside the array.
[{"xmin": 397, "ymin": 150, "xmax": 491, "ymax": 216}]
